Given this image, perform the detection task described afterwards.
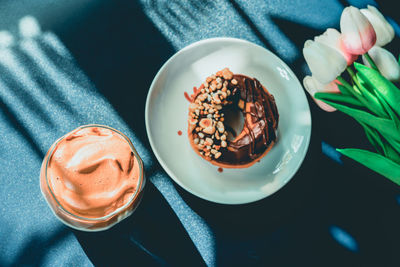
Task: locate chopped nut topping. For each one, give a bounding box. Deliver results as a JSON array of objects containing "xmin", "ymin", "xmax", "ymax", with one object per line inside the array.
[
  {"xmin": 203, "ymin": 125, "xmax": 216, "ymax": 135},
  {"xmin": 189, "ymin": 103, "xmax": 197, "ymax": 112},
  {"xmin": 205, "ymin": 137, "xmax": 213, "ymax": 145},
  {"xmin": 238, "ymin": 99, "xmax": 244, "ymax": 110},
  {"xmin": 217, "ymin": 121, "xmax": 225, "ymax": 134},
  {"xmin": 221, "ymin": 141, "xmax": 227, "ymax": 148},
  {"xmin": 188, "ymin": 68, "xmax": 237, "ymax": 160},
  {"xmin": 199, "ymin": 118, "xmax": 212, "ymax": 129}
]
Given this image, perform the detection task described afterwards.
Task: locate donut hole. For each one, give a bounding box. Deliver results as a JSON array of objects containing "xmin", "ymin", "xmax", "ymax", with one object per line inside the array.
[{"xmin": 222, "ymin": 106, "xmax": 245, "ymax": 142}]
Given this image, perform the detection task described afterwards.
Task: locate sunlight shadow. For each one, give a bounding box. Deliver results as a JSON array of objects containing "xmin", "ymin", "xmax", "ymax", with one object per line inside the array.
[
  {"xmin": 1, "ymin": 13, "xmax": 215, "ymax": 266},
  {"xmin": 140, "ymin": 0, "xmax": 216, "ymax": 48},
  {"xmin": 0, "ymin": 92, "xmax": 44, "ymax": 157},
  {"xmin": 151, "ymin": 171, "xmax": 216, "ymax": 266},
  {"xmin": 0, "ymin": 49, "xmax": 55, "ymax": 127}
]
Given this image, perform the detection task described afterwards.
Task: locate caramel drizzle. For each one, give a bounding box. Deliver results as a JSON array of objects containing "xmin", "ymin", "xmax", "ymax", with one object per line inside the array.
[{"xmin": 184, "ymin": 85, "xmax": 204, "ymax": 102}]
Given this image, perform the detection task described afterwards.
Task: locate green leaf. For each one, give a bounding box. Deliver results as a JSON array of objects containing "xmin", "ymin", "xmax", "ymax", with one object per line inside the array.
[
  {"xmin": 358, "ymin": 121, "xmax": 400, "ymax": 163},
  {"xmin": 354, "ymin": 62, "xmax": 400, "ymax": 117},
  {"xmin": 374, "ymin": 89, "xmax": 400, "ymax": 130},
  {"xmin": 380, "ymin": 133, "xmax": 400, "ymax": 154},
  {"xmin": 383, "ymin": 143, "xmax": 400, "ymax": 164},
  {"xmin": 350, "ymin": 83, "xmax": 379, "ymax": 115},
  {"xmin": 358, "ymin": 121, "xmax": 383, "ymax": 153},
  {"xmin": 357, "ymin": 76, "xmax": 388, "ymax": 118},
  {"xmin": 337, "ymin": 84, "xmax": 352, "ymax": 96},
  {"xmin": 364, "ymin": 53, "xmax": 379, "ymax": 72},
  {"xmin": 314, "ymin": 92, "xmax": 363, "ymax": 107},
  {"xmin": 314, "ymin": 95, "xmax": 399, "ymax": 140},
  {"xmin": 337, "ymin": 148, "xmax": 400, "ymax": 185}
]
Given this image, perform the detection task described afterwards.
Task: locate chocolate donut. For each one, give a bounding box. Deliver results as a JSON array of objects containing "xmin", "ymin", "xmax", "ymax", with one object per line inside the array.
[{"xmin": 187, "ymin": 68, "xmax": 279, "ymax": 168}]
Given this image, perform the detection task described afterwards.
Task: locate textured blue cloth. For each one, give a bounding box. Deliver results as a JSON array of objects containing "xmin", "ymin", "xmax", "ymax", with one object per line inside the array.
[{"xmin": 1, "ymin": 0, "xmax": 400, "ymax": 266}]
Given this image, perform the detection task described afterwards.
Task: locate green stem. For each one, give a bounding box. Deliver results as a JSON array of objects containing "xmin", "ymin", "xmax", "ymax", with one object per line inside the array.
[
  {"xmin": 365, "ymin": 53, "xmax": 379, "ymax": 72},
  {"xmin": 346, "ymin": 67, "xmax": 362, "ymax": 91},
  {"xmin": 340, "ymin": 70, "xmax": 362, "ymax": 99},
  {"xmin": 344, "ymin": 67, "xmax": 382, "ymax": 114},
  {"xmin": 336, "ymin": 76, "xmax": 353, "ymax": 92}
]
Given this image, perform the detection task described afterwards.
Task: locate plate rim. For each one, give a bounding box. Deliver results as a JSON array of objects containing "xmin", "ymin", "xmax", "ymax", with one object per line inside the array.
[{"xmin": 145, "ymin": 37, "xmax": 311, "ymax": 204}]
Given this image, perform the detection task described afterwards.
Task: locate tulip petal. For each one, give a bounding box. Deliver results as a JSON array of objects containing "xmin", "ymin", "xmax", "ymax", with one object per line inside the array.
[
  {"xmin": 361, "ymin": 5, "xmax": 394, "ymax": 47},
  {"xmin": 303, "ymin": 76, "xmax": 339, "ymax": 112},
  {"xmin": 362, "ymin": 46, "xmax": 400, "ymax": 82},
  {"xmin": 303, "ymin": 40, "xmax": 347, "ymax": 84},
  {"xmin": 340, "ymin": 6, "xmax": 376, "ymax": 55},
  {"xmin": 315, "ymin": 28, "xmax": 357, "ymax": 65}
]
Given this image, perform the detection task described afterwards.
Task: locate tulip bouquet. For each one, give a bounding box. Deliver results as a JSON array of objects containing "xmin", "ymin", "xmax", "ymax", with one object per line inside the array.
[{"xmin": 303, "ymin": 5, "xmax": 400, "ymax": 184}]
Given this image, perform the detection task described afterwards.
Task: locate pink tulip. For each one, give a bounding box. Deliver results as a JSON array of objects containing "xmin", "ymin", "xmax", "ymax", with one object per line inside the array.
[
  {"xmin": 340, "ymin": 6, "xmax": 376, "ymax": 55},
  {"xmin": 361, "ymin": 5, "xmax": 394, "ymax": 47},
  {"xmin": 303, "ymin": 76, "xmax": 340, "ymax": 112},
  {"xmin": 315, "ymin": 28, "xmax": 358, "ymax": 65}
]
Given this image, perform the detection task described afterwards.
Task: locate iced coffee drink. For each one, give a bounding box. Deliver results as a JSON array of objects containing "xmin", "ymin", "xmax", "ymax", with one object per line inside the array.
[{"xmin": 40, "ymin": 125, "xmax": 145, "ymax": 231}]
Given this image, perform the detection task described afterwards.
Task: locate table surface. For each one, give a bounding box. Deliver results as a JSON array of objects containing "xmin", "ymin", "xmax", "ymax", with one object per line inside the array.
[{"xmin": 1, "ymin": 0, "xmax": 400, "ymax": 266}]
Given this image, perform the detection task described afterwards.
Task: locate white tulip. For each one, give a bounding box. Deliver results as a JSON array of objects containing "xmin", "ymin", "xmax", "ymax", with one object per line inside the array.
[
  {"xmin": 314, "ymin": 28, "xmax": 357, "ymax": 65},
  {"xmin": 361, "ymin": 5, "xmax": 394, "ymax": 47},
  {"xmin": 303, "ymin": 40, "xmax": 347, "ymax": 84},
  {"xmin": 303, "ymin": 76, "xmax": 340, "ymax": 112},
  {"xmin": 362, "ymin": 46, "xmax": 400, "ymax": 82}
]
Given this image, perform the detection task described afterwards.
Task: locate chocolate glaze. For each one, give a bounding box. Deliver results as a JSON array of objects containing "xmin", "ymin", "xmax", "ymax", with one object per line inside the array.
[{"xmin": 217, "ymin": 74, "xmax": 279, "ymax": 166}]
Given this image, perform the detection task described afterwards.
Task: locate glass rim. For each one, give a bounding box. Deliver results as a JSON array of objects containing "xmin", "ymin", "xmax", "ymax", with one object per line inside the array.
[{"xmin": 44, "ymin": 124, "xmax": 144, "ymax": 222}]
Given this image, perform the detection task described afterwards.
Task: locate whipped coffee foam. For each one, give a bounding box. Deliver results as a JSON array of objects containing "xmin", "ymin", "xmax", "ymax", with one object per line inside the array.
[{"xmin": 40, "ymin": 125, "xmax": 144, "ymax": 231}]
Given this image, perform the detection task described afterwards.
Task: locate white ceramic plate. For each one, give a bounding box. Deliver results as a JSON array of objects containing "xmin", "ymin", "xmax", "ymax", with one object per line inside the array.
[{"xmin": 145, "ymin": 38, "xmax": 311, "ymax": 204}]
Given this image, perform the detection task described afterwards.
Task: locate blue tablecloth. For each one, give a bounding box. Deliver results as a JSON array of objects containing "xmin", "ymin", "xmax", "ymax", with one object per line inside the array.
[{"xmin": 1, "ymin": 0, "xmax": 400, "ymax": 266}]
